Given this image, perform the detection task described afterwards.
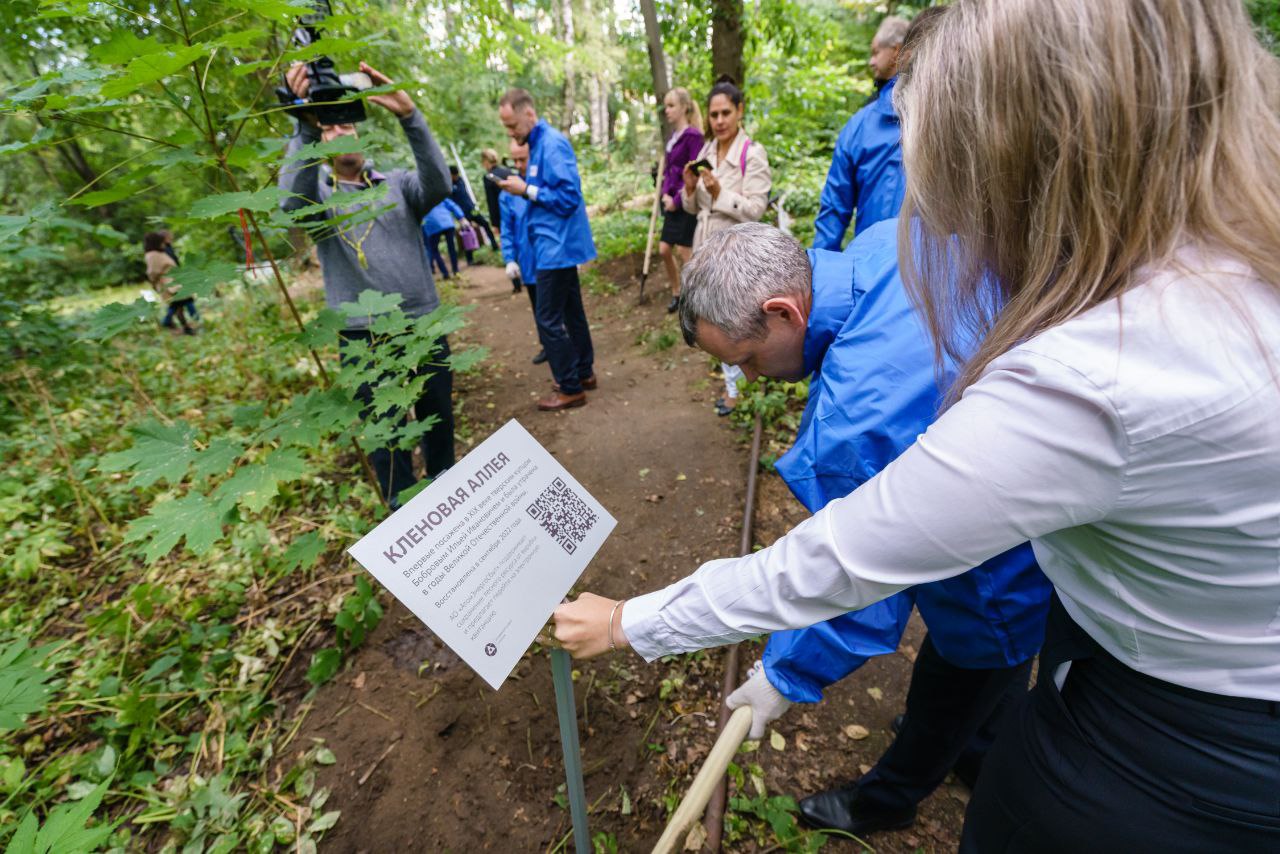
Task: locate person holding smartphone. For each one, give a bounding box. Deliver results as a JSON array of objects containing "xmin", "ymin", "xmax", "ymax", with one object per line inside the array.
[
  {"xmin": 681, "ymin": 75, "xmax": 772, "ymax": 416},
  {"xmin": 658, "ymin": 88, "xmax": 705, "ymax": 314}
]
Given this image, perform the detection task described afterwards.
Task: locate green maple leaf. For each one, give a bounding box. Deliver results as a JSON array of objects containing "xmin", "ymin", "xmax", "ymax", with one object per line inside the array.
[
  {"xmin": 263, "ymin": 389, "xmax": 360, "ymax": 447},
  {"xmin": 447, "ymin": 346, "xmax": 488, "ymax": 374},
  {"xmin": 0, "ymin": 640, "xmax": 58, "ymax": 732},
  {"xmin": 296, "ymin": 308, "xmax": 346, "ymax": 349},
  {"xmin": 3, "ymin": 779, "xmax": 114, "ymax": 854},
  {"xmin": 212, "ymin": 449, "xmax": 309, "ymax": 514},
  {"xmin": 99, "ymin": 44, "xmax": 208, "ymax": 99},
  {"xmin": 282, "ymin": 134, "xmax": 365, "ymax": 165},
  {"xmin": 123, "ymin": 492, "xmax": 224, "ymax": 563},
  {"xmin": 82, "ymin": 299, "xmax": 154, "ymax": 341},
  {"xmin": 191, "ymin": 437, "xmax": 246, "ymax": 480},
  {"xmin": 339, "ymin": 289, "xmax": 403, "ymax": 319},
  {"xmin": 98, "ymin": 420, "xmax": 197, "ymax": 487},
  {"xmin": 188, "ymin": 186, "xmax": 284, "ymax": 220},
  {"xmin": 278, "ymin": 532, "xmax": 325, "ymax": 575},
  {"xmin": 168, "ymin": 260, "xmax": 240, "ymax": 300}
]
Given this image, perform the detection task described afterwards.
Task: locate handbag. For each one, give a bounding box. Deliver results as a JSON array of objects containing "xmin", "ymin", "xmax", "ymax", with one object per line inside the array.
[{"xmin": 458, "ymin": 220, "xmax": 480, "ymax": 251}]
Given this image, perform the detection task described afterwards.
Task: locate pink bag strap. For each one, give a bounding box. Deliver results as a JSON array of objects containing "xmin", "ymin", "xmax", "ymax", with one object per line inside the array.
[{"xmin": 738, "ymin": 138, "xmax": 751, "ymax": 176}]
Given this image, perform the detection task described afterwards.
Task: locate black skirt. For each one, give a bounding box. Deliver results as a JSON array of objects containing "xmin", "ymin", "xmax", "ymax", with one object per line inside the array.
[{"xmin": 660, "ymin": 208, "xmax": 697, "ymax": 248}]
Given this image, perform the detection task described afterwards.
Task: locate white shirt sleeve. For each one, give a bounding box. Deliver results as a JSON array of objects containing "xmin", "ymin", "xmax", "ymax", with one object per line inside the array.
[{"xmin": 621, "ymin": 348, "xmax": 1130, "ymax": 661}]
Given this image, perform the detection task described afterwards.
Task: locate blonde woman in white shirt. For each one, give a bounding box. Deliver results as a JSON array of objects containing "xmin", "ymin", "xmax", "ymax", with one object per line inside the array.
[
  {"xmin": 681, "ymin": 75, "xmax": 772, "ymax": 416},
  {"xmin": 556, "ymin": 1, "xmax": 1280, "ymax": 850}
]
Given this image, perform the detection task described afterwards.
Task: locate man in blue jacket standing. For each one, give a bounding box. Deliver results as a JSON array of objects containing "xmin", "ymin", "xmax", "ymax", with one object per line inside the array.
[
  {"xmin": 812, "ymin": 15, "xmax": 910, "ymax": 250},
  {"xmin": 499, "ymin": 138, "xmax": 544, "ymax": 364},
  {"xmin": 496, "ymin": 88, "xmax": 598, "ymax": 411},
  {"xmin": 678, "ymin": 221, "xmax": 1051, "ymax": 838}
]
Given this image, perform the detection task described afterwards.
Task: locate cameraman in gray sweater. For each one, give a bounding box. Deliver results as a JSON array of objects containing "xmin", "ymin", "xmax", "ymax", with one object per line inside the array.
[{"xmin": 279, "ymin": 61, "xmax": 455, "ymax": 508}]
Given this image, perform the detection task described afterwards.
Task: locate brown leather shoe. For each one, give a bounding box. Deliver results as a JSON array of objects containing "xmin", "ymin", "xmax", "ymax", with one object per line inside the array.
[
  {"xmin": 537, "ymin": 390, "xmax": 587, "ymax": 411},
  {"xmin": 553, "ymin": 375, "xmax": 597, "ymax": 393}
]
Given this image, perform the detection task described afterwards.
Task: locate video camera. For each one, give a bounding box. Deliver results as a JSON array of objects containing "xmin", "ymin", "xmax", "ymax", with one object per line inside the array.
[{"xmin": 275, "ymin": 0, "xmax": 371, "ymax": 126}]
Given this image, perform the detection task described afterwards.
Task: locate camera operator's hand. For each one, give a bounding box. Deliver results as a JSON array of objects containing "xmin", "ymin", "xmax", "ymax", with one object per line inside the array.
[
  {"xmin": 497, "ymin": 174, "xmax": 528, "ymax": 197},
  {"xmin": 360, "ymin": 62, "xmax": 415, "ymax": 118},
  {"xmin": 285, "ymin": 63, "xmax": 319, "ymax": 128}
]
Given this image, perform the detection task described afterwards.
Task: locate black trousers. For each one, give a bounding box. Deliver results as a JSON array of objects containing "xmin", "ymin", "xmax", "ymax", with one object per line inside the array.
[
  {"xmin": 427, "ymin": 229, "xmax": 459, "ymax": 278},
  {"xmin": 855, "ymin": 634, "xmax": 1032, "ymax": 813},
  {"xmin": 962, "ymin": 597, "xmax": 1280, "ymax": 853},
  {"xmin": 339, "ymin": 330, "xmax": 455, "ymax": 508},
  {"xmin": 534, "ymin": 266, "xmax": 593, "ymax": 395}
]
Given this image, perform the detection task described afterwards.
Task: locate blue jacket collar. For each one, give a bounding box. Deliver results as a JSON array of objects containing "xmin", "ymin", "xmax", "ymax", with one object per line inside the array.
[
  {"xmin": 528, "ymin": 119, "xmax": 549, "ymax": 147},
  {"xmin": 802, "ymin": 249, "xmax": 858, "ymax": 377}
]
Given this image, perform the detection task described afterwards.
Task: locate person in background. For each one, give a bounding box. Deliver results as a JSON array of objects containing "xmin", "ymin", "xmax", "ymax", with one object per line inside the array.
[
  {"xmin": 278, "ymin": 59, "xmax": 455, "ymax": 508},
  {"xmin": 812, "ymin": 15, "xmax": 910, "ymax": 250},
  {"xmin": 496, "ymin": 87, "xmax": 598, "ymax": 412},
  {"xmin": 158, "ymin": 229, "xmax": 200, "ymax": 322},
  {"xmin": 449, "ymin": 164, "xmax": 498, "ymax": 252},
  {"xmin": 500, "ymin": 138, "xmax": 545, "ymax": 365},
  {"xmin": 480, "ymin": 148, "xmax": 504, "ymax": 245},
  {"xmin": 680, "ymin": 75, "xmax": 771, "ymax": 416},
  {"xmin": 658, "ymin": 87, "xmax": 705, "ymax": 314},
  {"xmin": 555, "ymin": 1, "xmax": 1280, "ymax": 849},
  {"xmin": 422, "ymin": 196, "xmax": 466, "ymax": 280},
  {"xmin": 673, "ymin": 221, "xmax": 1049, "ymax": 839},
  {"xmin": 144, "ymin": 231, "xmax": 195, "ymax": 335}
]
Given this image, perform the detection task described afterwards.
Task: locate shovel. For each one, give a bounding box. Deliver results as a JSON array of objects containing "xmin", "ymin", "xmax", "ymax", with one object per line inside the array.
[{"xmin": 638, "ymin": 152, "xmax": 666, "ymax": 305}]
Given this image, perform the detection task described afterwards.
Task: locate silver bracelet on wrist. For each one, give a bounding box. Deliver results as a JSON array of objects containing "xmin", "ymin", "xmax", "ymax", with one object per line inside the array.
[{"xmin": 608, "ymin": 599, "xmax": 626, "ymax": 652}]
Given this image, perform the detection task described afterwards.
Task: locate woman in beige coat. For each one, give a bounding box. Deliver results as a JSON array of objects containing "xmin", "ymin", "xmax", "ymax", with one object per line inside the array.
[{"xmin": 681, "ymin": 75, "xmax": 772, "ymax": 414}]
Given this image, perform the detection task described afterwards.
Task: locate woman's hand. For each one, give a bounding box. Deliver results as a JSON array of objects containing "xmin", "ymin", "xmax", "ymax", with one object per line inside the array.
[
  {"xmin": 701, "ymin": 169, "xmax": 721, "ymax": 200},
  {"xmin": 662, "ymin": 193, "xmax": 676, "ymax": 212},
  {"xmin": 553, "ymin": 593, "xmax": 628, "ymax": 659},
  {"xmin": 682, "ymin": 164, "xmax": 699, "ymax": 196}
]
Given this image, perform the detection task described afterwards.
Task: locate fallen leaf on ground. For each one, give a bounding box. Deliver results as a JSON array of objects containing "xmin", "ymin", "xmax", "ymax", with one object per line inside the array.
[
  {"xmin": 843, "ymin": 724, "xmax": 870, "ymax": 740},
  {"xmin": 770, "ymin": 730, "xmax": 786, "ymax": 751},
  {"xmin": 867, "ymin": 686, "xmax": 884, "ymax": 702}
]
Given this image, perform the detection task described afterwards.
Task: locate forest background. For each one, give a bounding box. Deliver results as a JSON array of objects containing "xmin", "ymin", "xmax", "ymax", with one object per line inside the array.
[{"xmin": 1, "ymin": 1, "xmax": 1278, "ymax": 852}]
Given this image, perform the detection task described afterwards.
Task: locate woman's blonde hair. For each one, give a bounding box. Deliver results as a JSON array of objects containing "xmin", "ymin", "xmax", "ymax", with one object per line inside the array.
[
  {"xmin": 665, "ymin": 86, "xmax": 703, "ymax": 134},
  {"xmin": 481, "ymin": 148, "xmax": 500, "ymax": 168},
  {"xmin": 898, "ymin": 0, "xmax": 1280, "ymax": 399}
]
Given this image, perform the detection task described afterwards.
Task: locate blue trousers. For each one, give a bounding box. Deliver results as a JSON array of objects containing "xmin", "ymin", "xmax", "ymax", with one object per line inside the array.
[{"xmin": 534, "ymin": 266, "xmax": 593, "ymax": 394}]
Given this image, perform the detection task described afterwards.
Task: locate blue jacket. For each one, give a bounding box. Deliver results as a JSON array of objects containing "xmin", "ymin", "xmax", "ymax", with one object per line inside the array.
[
  {"xmin": 812, "ymin": 78, "xmax": 905, "ymax": 251},
  {"xmin": 422, "ymin": 197, "xmax": 464, "ymax": 237},
  {"xmin": 449, "ymin": 176, "xmax": 476, "ymax": 214},
  {"xmin": 525, "ymin": 119, "xmax": 596, "ymax": 270},
  {"xmin": 762, "ymin": 220, "xmax": 1051, "ymax": 703},
  {"xmin": 500, "ymin": 190, "xmax": 536, "ymax": 284}
]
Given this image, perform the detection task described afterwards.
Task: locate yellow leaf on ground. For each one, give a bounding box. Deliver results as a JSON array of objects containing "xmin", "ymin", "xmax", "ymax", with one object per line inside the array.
[
  {"xmin": 843, "ymin": 724, "xmax": 870, "ymax": 740},
  {"xmin": 770, "ymin": 730, "xmax": 786, "ymax": 751}
]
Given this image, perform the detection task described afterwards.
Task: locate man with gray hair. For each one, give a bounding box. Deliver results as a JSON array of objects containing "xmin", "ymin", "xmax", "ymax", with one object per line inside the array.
[
  {"xmin": 811, "ymin": 13, "xmax": 913, "ymax": 249},
  {"xmin": 683, "ymin": 221, "xmax": 1050, "ymax": 838}
]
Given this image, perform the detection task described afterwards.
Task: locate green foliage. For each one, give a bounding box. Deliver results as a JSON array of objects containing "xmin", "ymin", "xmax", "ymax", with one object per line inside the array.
[
  {"xmin": 3, "ymin": 780, "xmax": 114, "ymax": 854},
  {"xmin": 722, "ymin": 761, "xmax": 829, "ymax": 852},
  {"xmin": 306, "ymin": 577, "xmax": 384, "ymax": 687},
  {"xmin": 0, "ymin": 641, "xmax": 58, "ymax": 732}
]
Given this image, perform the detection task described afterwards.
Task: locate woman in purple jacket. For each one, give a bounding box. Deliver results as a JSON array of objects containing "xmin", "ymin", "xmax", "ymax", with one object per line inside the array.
[{"xmin": 659, "ymin": 87, "xmax": 705, "ymax": 313}]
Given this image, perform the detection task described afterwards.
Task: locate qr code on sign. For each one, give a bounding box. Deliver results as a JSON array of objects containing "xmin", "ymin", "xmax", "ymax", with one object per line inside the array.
[{"xmin": 526, "ymin": 477, "xmax": 598, "ymax": 555}]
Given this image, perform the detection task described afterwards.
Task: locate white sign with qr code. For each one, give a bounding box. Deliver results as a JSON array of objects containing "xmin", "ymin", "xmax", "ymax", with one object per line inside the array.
[{"xmin": 348, "ymin": 419, "xmax": 616, "ymax": 690}]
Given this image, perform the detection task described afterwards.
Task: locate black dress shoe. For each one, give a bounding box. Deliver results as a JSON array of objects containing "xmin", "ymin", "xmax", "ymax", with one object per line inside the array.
[
  {"xmin": 531, "ymin": 349, "xmax": 548, "ymax": 365},
  {"xmin": 797, "ymin": 787, "xmax": 916, "ymax": 837},
  {"xmin": 667, "ymin": 295, "xmax": 681, "ymax": 314}
]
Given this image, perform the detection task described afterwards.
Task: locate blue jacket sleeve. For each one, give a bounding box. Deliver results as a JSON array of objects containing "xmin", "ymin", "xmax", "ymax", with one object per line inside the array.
[
  {"xmin": 812, "ymin": 117, "xmax": 860, "ymax": 251},
  {"xmin": 762, "ymin": 592, "xmax": 913, "ymax": 703},
  {"xmin": 500, "ymin": 197, "xmax": 518, "ymax": 264},
  {"xmin": 532, "ymin": 137, "xmax": 585, "ymax": 218},
  {"xmin": 443, "ymin": 198, "xmax": 465, "ymax": 220}
]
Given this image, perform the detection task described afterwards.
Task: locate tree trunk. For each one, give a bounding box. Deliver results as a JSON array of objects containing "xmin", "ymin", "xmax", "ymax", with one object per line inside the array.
[
  {"xmin": 587, "ymin": 73, "xmax": 608, "ymax": 148},
  {"xmin": 711, "ymin": 0, "xmax": 745, "ymax": 86},
  {"xmin": 638, "ymin": 0, "xmax": 672, "ymax": 140},
  {"xmin": 559, "ymin": 0, "xmax": 576, "ymax": 133}
]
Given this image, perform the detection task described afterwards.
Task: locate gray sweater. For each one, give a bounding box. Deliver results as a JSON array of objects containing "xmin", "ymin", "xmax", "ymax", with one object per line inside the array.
[{"xmin": 278, "ymin": 110, "xmax": 452, "ymax": 328}]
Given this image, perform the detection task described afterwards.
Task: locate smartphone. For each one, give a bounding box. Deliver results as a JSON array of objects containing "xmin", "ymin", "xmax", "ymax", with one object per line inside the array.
[
  {"xmin": 689, "ymin": 158, "xmax": 713, "ymax": 174},
  {"xmin": 485, "ymin": 165, "xmax": 515, "ymax": 183}
]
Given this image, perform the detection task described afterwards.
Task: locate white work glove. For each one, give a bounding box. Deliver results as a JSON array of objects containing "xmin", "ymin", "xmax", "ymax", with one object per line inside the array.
[
  {"xmin": 505, "ymin": 261, "xmax": 520, "ymax": 280},
  {"xmin": 726, "ymin": 661, "xmax": 792, "ymax": 740}
]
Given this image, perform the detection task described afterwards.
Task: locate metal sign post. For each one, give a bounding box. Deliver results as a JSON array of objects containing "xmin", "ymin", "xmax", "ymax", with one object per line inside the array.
[{"xmin": 551, "ymin": 647, "xmax": 590, "ymax": 852}]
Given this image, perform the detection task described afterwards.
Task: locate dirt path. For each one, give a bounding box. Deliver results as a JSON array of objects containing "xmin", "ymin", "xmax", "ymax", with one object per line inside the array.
[{"xmin": 297, "ymin": 260, "xmax": 964, "ymax": 852}]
